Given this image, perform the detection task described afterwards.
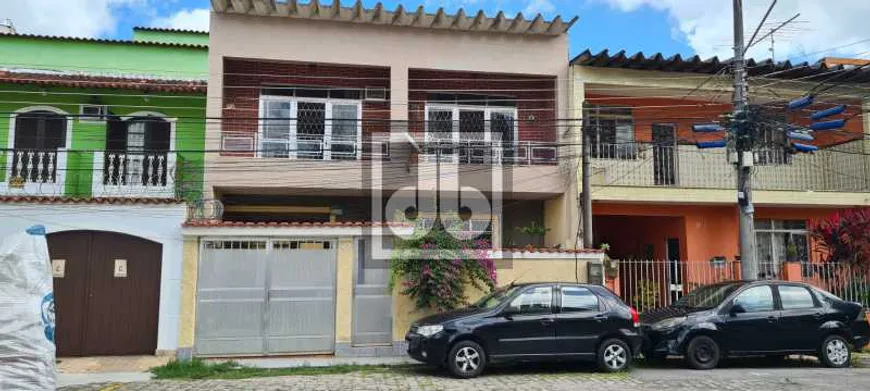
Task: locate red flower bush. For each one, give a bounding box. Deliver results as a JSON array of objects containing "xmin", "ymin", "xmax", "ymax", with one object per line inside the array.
[
  {"xmin": 810, "ymin": 208, "xmax": 870, "ymax": 269},
  {"xmin": 390, "ymin": 227, "xmax": 497, "ymax": 312}
]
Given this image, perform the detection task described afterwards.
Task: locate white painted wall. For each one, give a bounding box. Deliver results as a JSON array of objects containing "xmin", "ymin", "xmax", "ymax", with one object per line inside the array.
[{"xmin": 0, "ymin": 203, "xmax": 187, "ymax": 352}]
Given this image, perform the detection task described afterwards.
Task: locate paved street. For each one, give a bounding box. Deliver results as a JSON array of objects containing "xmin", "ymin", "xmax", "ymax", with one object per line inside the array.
[{"xmin": 60, "ymin": 360, "xmax": 870, "ymax": 391}]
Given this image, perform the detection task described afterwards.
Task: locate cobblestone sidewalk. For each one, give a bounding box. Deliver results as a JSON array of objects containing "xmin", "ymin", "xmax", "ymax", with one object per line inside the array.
[{"xmin": 59, "ymin": 365, "xmax": 870, "ymax": 391}]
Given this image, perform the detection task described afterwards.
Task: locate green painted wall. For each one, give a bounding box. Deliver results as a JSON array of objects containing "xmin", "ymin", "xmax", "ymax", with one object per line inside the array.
[
  {"xmin": 0, "ymin": 36, "xmax": 207, "ymax": 80},
  {"xmin": 133, "ymin": 29, "xmax": 210, "ymax": 46},
  {"xmin": 0, "ymin": 31, "xmax": 207, "ymax": 200},
  {"xmin": 0, "ymin": 84, "xmax": 206, "ymax": 199}
]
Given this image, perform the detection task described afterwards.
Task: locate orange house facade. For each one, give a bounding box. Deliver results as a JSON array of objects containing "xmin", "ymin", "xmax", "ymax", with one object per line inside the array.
[{"xmin": 571, "ymin": 50, "xmax": 870, "ymax": 291}]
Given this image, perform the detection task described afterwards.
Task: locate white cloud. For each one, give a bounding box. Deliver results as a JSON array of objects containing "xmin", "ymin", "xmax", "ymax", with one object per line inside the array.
[
  {"xmin": 150, "ymin": 8, "xmax": 210, "ymax": 32},
  {"xmin": 1, "ymin": 0, "xmax": 142, "ymax": 37},
  {"xmin": 594, "ymin": 0, "xmax": 870, "ymax": 61},
  {"xmin": 524, "ymin": 0, "xmax": 556, "ymax": 16}
]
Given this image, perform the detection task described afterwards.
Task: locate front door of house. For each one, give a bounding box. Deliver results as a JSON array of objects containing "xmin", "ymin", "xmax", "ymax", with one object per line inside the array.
[
  {"xmin": 49, "ymin": 231, "xmax": 162, "ymax": 356},
  {"xmin": 666, "ymin": 238, "xmax": 683, "ymax": 303},
  {"xmin": 652, "ymin": 124, "xmax": 677, "ymax": 186}
]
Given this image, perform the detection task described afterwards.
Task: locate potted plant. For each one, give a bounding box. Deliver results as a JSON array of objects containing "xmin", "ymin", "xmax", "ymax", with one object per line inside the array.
[
  {"xmin": 785, "ymin": 241, "xmax": 799, "ymax": 263},
  {"xmin": 516, "ymin": 221, "xmax": 549, "ymax": 248}
]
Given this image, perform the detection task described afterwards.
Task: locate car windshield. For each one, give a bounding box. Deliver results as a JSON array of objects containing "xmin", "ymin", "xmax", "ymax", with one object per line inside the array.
[
  {"xmin": 674, "ymin": 282, "xmax": 745, "ymax": 309},
  {"xmin": 471, "ymin": 286, "xmax": 521, "ymax": 309}
]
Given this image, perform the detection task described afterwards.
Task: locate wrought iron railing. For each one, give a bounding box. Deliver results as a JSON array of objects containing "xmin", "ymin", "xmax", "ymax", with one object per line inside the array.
[
  {"xmin": 591, "ymin": 141, "xmax": 869, "ymax": 192},
  {"xmin": 612, "ymin": 259, "xmax": 870, "ymax": 312},
  {"xmin": 93, "ymin": 151, "xmax": 176, "ymax": 198},
  {"xmin": 8, "ymin": 148, "xmax": 61, "ymax": 184},
  {"xmin": 417, "ymin": 141, "xmax": 559, "ymax": 165},
  {"xmin": 221, "ymin": 132, "xmax": 391, "ymax": 160}
]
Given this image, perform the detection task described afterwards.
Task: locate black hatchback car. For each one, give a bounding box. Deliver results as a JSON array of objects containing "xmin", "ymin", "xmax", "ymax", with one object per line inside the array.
[
  {"xmin": 405, "ymin": 282, "xmax": 642, "ymax": 378},
  {"xmin": 642, "ymin": 280, "xmax": 870, "ymax": 370}
]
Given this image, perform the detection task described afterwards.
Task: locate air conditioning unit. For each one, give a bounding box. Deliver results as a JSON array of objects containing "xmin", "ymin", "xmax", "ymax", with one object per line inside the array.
[
  {"xmin": 80, "ymin": 104, "xmax": 107, "ymax": 122},
  {"xmin": 364, "ymin": 87, "xmax": 387, "ymax": 101}
]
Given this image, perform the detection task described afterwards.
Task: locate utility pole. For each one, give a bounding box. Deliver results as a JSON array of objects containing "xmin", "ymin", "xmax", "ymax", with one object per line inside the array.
[{"xmin": 732, "ymin": 0, "xmax": 758, "ymax": 280}]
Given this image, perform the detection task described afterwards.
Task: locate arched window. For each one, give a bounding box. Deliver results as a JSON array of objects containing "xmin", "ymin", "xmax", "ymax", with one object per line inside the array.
[
  {"xmin": 11, "ymin": 109, "xmax": 68, "ymax": 183},
  {"xmin": 103, "ymin": 115, "xmax": 171, "ymax": 187}
]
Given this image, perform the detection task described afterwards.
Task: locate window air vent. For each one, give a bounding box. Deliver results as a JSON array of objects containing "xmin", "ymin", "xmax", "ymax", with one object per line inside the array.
[{"xmin": 80, "ymin": 104, "xmax": 108, "ymax": 122}]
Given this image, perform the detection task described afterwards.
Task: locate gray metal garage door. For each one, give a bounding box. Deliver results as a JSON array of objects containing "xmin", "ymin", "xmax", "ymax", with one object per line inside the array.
[{"xmin": 195, "ymin": 239, "xmax": 336, "ymax": 356}]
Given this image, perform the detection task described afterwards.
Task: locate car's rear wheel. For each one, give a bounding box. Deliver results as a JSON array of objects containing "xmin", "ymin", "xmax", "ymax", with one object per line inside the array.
[
  {"xmin": 819, "ymin": 335, "xmax": 851, "ymax": 368},
  {"xmin": 685, "ymin": 335, "xmax": 720, "ymax": 370},
  {"xmin": 447, "ymin": 340, "xmax": 486, "ymax": 378},
  {"xmin": 597, "ymin": 338, "xmax": 631, "ymax": 372}
]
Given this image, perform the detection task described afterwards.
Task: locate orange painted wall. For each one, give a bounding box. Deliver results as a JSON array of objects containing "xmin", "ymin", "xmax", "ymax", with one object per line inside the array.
[
  {"xmin": 586, "ymin": 94, "xmax": 863, "ymax": 147},
  {"xmin": 594, "ymin": 202, "xmax": 845, "ymax": 263},
  {"xmin": 594, "ymin": 215, "xmax": 685, "ymax": 260}
]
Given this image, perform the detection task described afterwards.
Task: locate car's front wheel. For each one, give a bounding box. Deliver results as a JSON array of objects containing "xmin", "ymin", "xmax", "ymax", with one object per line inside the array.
[
  {"xmin": 819, "ymin": 335, "xmax": 851, "ymax": 368},
  {"xmin": 597, "ymin": 338, "xmax": 631, "ymax": 372},
  {"xmin": 447, "ymin": 340, "xmax": 486, "ymax": 378},
  {"xmin": 685, "ymin": 335, "xmax": 720, "ymax": 370}
]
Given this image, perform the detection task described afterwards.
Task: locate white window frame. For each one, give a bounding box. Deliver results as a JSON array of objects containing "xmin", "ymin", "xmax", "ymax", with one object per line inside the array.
[
  {"xmin": 3, "ymin": 106, "xmax": 73, "ymax": 194},
  {"xmin": 258, "ymin": 95, "xmax": 363, "ymax": 160},
  {"xmin": 79, "ymin": 104, "xmax": 108, "ymax": 124},
  {"xmin": 754, "ymin": 219, "xmax": 810, "ymax": 277},
  {"xmin": 423, "ymin": 104, "xmax": 519, "ymax": 164}
]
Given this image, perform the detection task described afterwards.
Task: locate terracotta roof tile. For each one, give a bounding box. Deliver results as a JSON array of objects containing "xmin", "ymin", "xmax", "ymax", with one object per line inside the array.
[
  {"xmin": 181, "ymin": 220, "xmax": 600, "ymax": 253},
  {"xmin": 498, "ymin": 247, "xmax": 603, "ymax": 254},
  {"xmin": 0, "ymin": 71, "xmax": 207, "ymax": 94},
  {"xmin": 183, "ymin": 220, "xmax": 412, "ymax": 228},
  {"xmin": 0, "ymin": 196, "xmax": 185, "ymax": 205}
]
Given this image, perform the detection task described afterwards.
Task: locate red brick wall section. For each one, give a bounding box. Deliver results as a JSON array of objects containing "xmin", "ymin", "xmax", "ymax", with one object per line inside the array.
[
  {"xmin": 408, "ymin": 69, "xmax": 558, "ymax": 142},
  {"xmin": 222, "ymin": 58, "xmax": 390, "ymax": 157}
]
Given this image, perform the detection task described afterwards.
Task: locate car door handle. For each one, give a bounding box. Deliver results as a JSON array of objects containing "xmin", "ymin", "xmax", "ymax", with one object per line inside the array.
[
  {"xmin": 813, "ymin": 313, "xmax": 824, "ymax": 319},
  {"xmin": 767, "ymin": 316, "xmax": 778, "ymax": 323},
  {"xmin": 593, "ymin": 315, "xmax": 607, "ymax": 322},
  {"xmin": 540, "ymin": 318, "xmax": 554, "ymax": 326}
]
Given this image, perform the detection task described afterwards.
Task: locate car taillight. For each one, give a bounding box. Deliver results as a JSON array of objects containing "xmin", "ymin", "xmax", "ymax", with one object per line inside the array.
[{"xmin": 630, "ymin": 307, "xmax": 640, "ymax": 328}]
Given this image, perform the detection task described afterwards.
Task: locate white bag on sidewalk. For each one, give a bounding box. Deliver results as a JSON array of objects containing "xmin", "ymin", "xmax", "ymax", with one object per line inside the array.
[{"xmin": 0, "ymin": 225, "xmax": 56, "ymax": 390}]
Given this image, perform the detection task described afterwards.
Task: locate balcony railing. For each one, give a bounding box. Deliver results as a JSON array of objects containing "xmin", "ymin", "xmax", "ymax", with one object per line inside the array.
[
  {"xmin": 591, "ymin": 141, "xmax": 869, "ymax": 192},
  {"xmin": 417, "ymin": 141, "xmax": 559, "ymax": 166},
  {"xmin": 93, "ymin": 151, "xmax": 176, "ymax": 198},
  {"xmin": 221, "ymin": 132, "xmax": 391, "ymax": 160},
  {"xmin": 1, "ymin": 148, "xmax": 67, "ymax": 195}
]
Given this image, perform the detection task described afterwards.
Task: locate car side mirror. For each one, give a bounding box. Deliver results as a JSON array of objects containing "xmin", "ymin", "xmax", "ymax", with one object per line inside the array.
[
  {"xmin": 729, "ymin": 303, "xmax": 746, "ymax": 316},
  {"xmin": 501, "ymin": 307, "xmax": 519, "ymax": 319}
]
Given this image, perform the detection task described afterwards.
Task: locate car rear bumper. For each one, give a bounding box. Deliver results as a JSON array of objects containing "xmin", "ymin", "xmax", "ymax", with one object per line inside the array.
[{"xmin": 641, "ymin": 327, "xmax": 683, "ymax": 356}]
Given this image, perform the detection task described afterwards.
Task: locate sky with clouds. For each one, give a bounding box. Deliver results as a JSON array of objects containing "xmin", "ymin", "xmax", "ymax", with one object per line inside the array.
[{"xmin": 2, "ymin": 0, "xmax": 869, "ymax": 63}]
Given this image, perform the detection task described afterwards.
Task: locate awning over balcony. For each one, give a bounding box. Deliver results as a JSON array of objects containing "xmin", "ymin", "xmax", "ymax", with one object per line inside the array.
[
  {"xmin": 211, "ymin": 0, "xmax": 578, "ymax": 36},
  {"xmin": 571, "ymin": 49, "xmax": 870, "ymax": 83}
]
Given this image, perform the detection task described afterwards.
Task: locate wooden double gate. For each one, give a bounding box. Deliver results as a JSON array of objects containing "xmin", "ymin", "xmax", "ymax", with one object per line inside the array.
[{"xmin": 48, "ymin": 231, "xmax": 162, "ymax": 357}]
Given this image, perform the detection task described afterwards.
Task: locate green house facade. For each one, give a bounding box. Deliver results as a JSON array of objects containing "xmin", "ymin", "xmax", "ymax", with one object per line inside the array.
[
  {"xmin": 0, "ymin": 26, "xmax": 208, "ymax": 358},
  {"xmin": 0, "ymin": 27, "xmax": 208, "ymax": 199}
]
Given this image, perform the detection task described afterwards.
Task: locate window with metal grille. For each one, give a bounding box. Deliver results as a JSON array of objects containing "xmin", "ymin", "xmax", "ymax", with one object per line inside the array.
[
  {"xmin": 259, "ymin": 89, "xmax": 361, "ymax": 160},
  {"xmin": 423, "ymin": 95, "xmax": 517, "ymax": 164},
  {"xmin": 584, "ymin": 105, "xmax": 636, "ymax": 159},
  {"xmin": 754, "ymin": 219, "xmax": 810, "ymax": 278}
]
